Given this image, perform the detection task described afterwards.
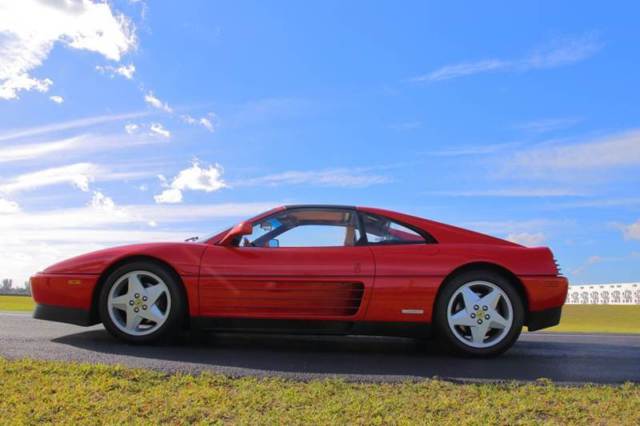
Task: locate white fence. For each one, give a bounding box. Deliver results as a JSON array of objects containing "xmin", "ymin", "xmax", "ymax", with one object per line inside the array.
[{"xmin": 566, "ymin": 283, "xmax": 640, "ymax": 305}]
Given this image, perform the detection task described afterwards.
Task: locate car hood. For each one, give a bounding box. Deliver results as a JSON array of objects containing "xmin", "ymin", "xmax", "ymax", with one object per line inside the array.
[{"xmin": 41, "ymin": 242, "xmax": 208, "ymax": 275}]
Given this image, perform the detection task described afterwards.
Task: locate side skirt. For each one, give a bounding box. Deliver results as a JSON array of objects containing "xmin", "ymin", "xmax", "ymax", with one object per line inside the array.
[{"xmin": 191, "ymin": 317, "xmax": 432, "ymax": 338}]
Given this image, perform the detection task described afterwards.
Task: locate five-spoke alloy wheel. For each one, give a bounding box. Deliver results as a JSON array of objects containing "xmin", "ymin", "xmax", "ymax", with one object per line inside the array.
[
  {"xmin": 107, "ymin": 271, "xmax": 171, "ymax": 336},
  {"xmin": 435, "ymin": 270, "xmax": 524, "ymax": 357},
  {"xmin": 99, "ymin": 261, "xmax": 185, "ymax": 343}
]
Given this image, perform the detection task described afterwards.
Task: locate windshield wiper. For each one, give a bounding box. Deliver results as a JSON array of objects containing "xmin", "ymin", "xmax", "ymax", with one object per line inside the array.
[{"xmin": 185, "ymin": 236, "xmax": 200, "ymax": 242}]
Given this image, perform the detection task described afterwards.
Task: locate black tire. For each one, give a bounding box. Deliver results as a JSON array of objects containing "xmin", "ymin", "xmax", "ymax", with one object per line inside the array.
[
  {"xmin": 434, "ymin": 269, "xmax": 524, "ymax": 357},
  {"xmin": 98, "ymin": 261, "xmax": 186, "ymax": 344}
]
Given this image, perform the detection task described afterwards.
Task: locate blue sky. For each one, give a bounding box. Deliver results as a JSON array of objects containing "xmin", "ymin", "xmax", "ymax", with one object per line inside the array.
[{"xmin": 1, "ymin": 1, "xmax": 639, "ymax": 285}]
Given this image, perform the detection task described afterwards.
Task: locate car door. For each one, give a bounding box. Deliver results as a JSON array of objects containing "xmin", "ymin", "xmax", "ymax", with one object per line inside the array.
[
  {"xmin": 198, "ymin": 207, "xmax": 375, "ymax": 320},
  {"xmin": 358, "ymin": 211, "xmax": 441, "ymax": 323}
]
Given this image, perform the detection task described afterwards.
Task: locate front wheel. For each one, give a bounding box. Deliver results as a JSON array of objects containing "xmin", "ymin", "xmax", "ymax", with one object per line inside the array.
[
  {"xmin": 434, "ymin": 270, "xmax": 524, "ymax": 357},
  {"xmin": 98, "ymin": 261, "xmax": 186, "ymax": 344}
]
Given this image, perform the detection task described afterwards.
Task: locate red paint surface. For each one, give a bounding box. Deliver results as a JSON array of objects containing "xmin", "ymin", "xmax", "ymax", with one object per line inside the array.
[{"xmin": 31, "ymin": 205, "xmax": 568, "ymax": 326}]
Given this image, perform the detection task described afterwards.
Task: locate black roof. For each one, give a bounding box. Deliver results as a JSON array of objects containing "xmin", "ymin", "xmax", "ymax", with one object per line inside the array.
[{"xmin": 284, "ymin": 204, "xmax": 356, "ymax": 210}]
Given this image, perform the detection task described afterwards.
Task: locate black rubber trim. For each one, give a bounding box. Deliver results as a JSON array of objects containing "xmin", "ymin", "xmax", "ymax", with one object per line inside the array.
[
  {"xmin": 527, "ymin": 306, "xmax": 563, "ymax": 332},
  {"xmin": 284, "ymin": 204, "xmax": 356, "ymax": 211},
  {"xmin": 191, "ymin": 317, "xmax": 432, "ymax": 338},
  {"xmin": 33, "ymin": 303, "xmax": 97, "ymax": 327}
]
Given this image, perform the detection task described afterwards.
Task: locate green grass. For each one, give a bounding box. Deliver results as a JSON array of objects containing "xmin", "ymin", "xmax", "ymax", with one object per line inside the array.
[
  {"xmin": 0, "ymin": 295, "xmax": 34, "ymax": 312},
  {"xmin": 0, "ymin": 358, "xmax": 638, "ymax": 425},
  {"xmin": 544, "ymin": 305, "xmax": 640, "ymax": 334}
]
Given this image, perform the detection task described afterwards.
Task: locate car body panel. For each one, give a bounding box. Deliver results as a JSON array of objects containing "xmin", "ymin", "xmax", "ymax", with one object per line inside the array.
[
  {"xmin": 31, "ymin": 273, "xmax": 98, "ymax": 310},
  {"xmin": 199, "ymin": 245, "xmax": 374, "ymax": 319},
  {"xmin": 30, "ymin": 204, "xmax": 569, "ymax": 333},
  {"xmin": 33, "ymin": 243, "xmax": 207, "ymax": 317}
]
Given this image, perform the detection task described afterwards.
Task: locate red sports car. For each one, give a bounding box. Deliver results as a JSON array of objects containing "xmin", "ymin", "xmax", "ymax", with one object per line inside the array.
[{"xmin": 31, "ymin": 205, "xmax": 568, "ymax": 356}]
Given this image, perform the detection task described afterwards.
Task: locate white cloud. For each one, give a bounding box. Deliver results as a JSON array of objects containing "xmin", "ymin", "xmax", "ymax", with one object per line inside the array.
[
  {"xmin": 620, "ymin": 220, "xmax": 640, "ymax": 241},
  {"xmin": 0, "ymin": 0, "xmax": 136, "ymax": 100},
  {"xmin": 523, "ymin": 35, "xmax": 602, "ymax": 69},
  {"xmin": 0, "ymin": 163, "xmax": 98, "ymax": 193},
  {"xmin": 130, "ymin": 202, "xmax": 278, "ymax": 223},
  {"xmin": 237, "ymin": 168, "xmax": 391, "ymax": 188},
  {"xmin": 427, "ymin": 142, "xmax": 519, "ymax": 157},
  {"xmin": 0, "ymin": 202, "xmax": 275, "ymax": 231},
  {"xmin": 0, "ymin": 133, "xmax": 165, "ymax": 164},
  {"xmin": 96, "ymin": 63, "xmax": 135, "ymax": 79},
  {"xmin": 149, "ymin": 122, "xmax": 170, "ymax": 138},
  {"xmin": 154, "ymin": 188, "xmax": 182, "ymax": 204},
  {"xmin": 89, "ymin": 190, "xmax": 128, "ymax": 221},
  {"xmin": 144, "ymin": 91, "xmax": 172, "ymax": 112},
  {"xmin": 0, "ymin": 201, "xmax": 274, "ymax": 284},
  {"xmin": 199, "ymin": 117, "xmax": 214, "ymax": 132},
  {"xmin": 49, "ymin": 95, "xmax": 64, "ymax": 104},
  {"xmin": 169, "ymin": 162, "xmax": 227, "ymax": 192},
  {"xmin": 411, "ymin": 33, "xmax": 601, "ymax": 82},
  {"xmin": 415, "ymin": 60, "xmax": 507, "ymax": 82},
  {"xmin": 427, "ymin": 188, "xmax": 584, "ymax": 197},
  {"xmin": 0, "ymin": 162, "xmax": 156, "ymax": 197},
  {"xmin": 505, "ymin": 232, "xmax": 546, "ymax": 247},
  {"xmin": 0, "ymin": 136, "xmax": 80, "ymax": 163},
  {"xmin": 154, "ymin": 161, "xmax": 227, "ymax": 204},
  {"xmin": 0, "ymin": 73, "xmax": 52, "ymax": 100},
  {"xmin": 181, "ymin": 113, "xmax": 216, "ymax": 132},
  {"xmin": 462, "ymin": 219, "xmax": 562, "ymax": 239},
  {"xmin": 515, "ymin": 117, "xmax": 582, "ymax": 133},
  {"xmin": 90, "ymin": 190, "xmax": 115, "ymax": 211},
  {"xmin": 0, "ymin": 111, "xmax": 149, "ymax": 142},
  {"xmin": 0, "ymin": 197, "xmax": 20, "ymax": 214},
  {"xmin": 124, "ymin": 123, "xmax": 139, "ymax": 134},
  {"xmin": 181, "ymin": 115, "xmax": 197, "ymax": 125},
  {"xmin": 571, "ymin": 255, "xmax": 604, "ymax": 276},
  {"xmin": 509, "ymin": 130, "xmax": 640, "ymax": 175},
  {"xmin": 126, "ymin": 122, "xmax": 173, "ymax": 139},
  {"xmin": 549, "ymin": 198, "xmax": 640, "ymax": 209}
]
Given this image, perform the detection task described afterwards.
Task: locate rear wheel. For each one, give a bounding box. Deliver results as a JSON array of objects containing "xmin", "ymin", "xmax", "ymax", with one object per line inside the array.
[
  {"xmin": 99, "ymin": 261, "xmax": 186, "ymax": 344},
  {"xmin": 434, "ymin": 270, "xmax": 524, "ymax": 357}
]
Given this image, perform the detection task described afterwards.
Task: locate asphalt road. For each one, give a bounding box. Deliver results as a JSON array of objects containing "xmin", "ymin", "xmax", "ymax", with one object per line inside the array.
[{"xmin": 1, "ymin": 312, "xmax": 638, "ymax": 384}]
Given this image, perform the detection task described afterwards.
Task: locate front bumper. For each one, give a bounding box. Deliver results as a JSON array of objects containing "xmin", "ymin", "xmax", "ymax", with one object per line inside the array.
[
  {"xmin": 33, "ymin": 303, "xmax": 95, "ymax": 326},
  {"xmin": 30, "ymin": 272, "xmax": 99, "ymax": 327},
  {"xmin": 30, "ymin": 273, "xmax": 98, "ymax": 309}
]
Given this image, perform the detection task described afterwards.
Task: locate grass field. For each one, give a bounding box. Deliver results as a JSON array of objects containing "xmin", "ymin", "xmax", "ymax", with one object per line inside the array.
[
  {"xmin": 0, "ymin": 358, "xmax": 638, "ymax": 424},
  {"xmin": 0, "ymin": 295, "xmax": 34, "ymax": 312},
  {"xmin": 1, "ymin": 295, "xmax": 638, "ymax": 334},
  {"xmin": 545, "ymin": 305, "xmax": 640, "ymax": 334}
]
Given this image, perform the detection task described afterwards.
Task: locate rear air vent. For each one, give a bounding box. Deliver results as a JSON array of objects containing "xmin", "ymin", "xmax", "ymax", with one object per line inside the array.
[
  {"xmin": 203, "ymin": 281, "xmax": 364, "ymax": 317},
  {"xmin": 554, "ymin": 258, "xmax": 563, "ymax": 276}
]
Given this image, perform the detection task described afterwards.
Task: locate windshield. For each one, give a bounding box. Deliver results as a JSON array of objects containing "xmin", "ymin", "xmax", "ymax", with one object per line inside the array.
[{"xmin": 185, "ymin": 227, "xmax": 230, "ymax": 243}]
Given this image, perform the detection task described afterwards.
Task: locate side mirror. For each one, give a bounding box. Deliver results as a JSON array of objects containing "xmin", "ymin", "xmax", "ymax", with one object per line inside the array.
[
  {"xmin": 219, "ymin": 221, "xmax": 253, "ymax": 246},
  {"xmin": 267, "ymin": 239, "xmax": 280, "ymax": 248}
]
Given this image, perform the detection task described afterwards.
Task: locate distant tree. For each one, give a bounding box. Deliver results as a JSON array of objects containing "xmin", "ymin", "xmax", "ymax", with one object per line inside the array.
[{"xmin": 1, "ymin": 279, "xmax": 12, "ymax": 291}]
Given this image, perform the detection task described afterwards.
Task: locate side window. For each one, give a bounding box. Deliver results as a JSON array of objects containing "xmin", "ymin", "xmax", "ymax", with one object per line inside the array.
[
  {"xmin": 361, "ymin": 213, "xmax": 426, "ymax": 245},
  {"xmin": 245, "ymin": 208, "xmax": 361, "ymax": 248}
]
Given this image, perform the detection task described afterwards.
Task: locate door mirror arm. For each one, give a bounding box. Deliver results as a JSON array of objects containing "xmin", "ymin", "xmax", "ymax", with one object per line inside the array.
[{"xmin": 219, "ymin": 221, "xmax": 253, "ymax": 246}]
